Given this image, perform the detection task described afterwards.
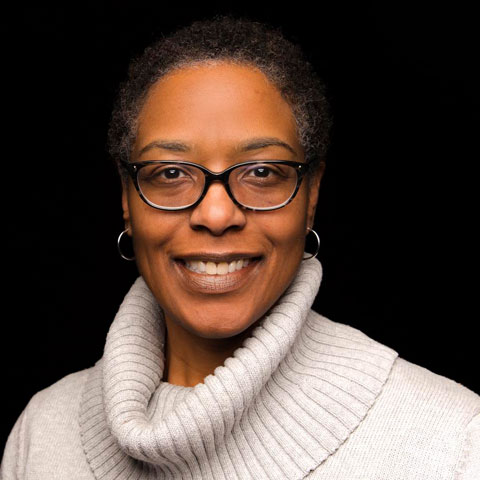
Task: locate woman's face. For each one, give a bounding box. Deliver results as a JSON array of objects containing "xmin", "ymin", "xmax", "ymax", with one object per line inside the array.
[{"xmin": 122, "ymin": 62, "xmax": 323, "ymax": 339}]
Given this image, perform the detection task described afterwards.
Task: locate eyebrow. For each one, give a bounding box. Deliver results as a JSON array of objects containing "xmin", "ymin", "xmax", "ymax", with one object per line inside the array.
[
  {"xmin": 137, "ymin": 137, "xmax": 297, "ymax": 157},
  {"xmin": 138, "ymin": 140, "xmax": 191, "ymax": 156},
  {"xmin": 236, "ymin": 137, "xmax": 297, "ymax": 156}
]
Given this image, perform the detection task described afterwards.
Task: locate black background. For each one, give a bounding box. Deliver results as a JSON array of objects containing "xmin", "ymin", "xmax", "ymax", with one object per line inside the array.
[{"xmin": 1, "ymin": 1, "xmax": 479, "ymax": 453}]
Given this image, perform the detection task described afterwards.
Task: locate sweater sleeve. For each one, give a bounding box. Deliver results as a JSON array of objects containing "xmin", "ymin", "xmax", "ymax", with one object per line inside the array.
[
  {"xmin": 455, "ymin": 413, "xmax": 480, "ymax": 480},
  {"xmin": 1, "ymin": 407, "xmax": 27, "ymax": 480}
]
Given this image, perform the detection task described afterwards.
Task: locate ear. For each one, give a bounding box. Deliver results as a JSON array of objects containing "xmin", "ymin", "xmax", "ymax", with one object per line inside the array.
[
  {"xmin": 306, "ymin": 162, "xmax": 325, "ymax": 230},
  {"xmin": 121, "ymin": 180, "xmax": 132, "ymax": 236}
]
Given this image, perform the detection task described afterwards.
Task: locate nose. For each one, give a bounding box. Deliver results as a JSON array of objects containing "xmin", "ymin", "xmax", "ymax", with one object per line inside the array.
[{"xmin": 189, "ymin": 181, "xmax": 247, "ymax": 235}]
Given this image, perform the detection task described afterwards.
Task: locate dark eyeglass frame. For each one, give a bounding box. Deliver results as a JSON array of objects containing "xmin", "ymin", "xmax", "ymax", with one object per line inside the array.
[{"xmin": 120, "ymin": 159, "xmax": 310, "ymax": 211}]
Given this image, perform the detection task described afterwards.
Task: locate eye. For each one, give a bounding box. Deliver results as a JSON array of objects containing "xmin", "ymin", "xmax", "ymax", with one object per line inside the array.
[
  {"xmin": 139, "ymin": 164, "xmax": 195, "ymax": 185},
  {"xmin": 241, "ymin": 163, "xmax": 290, "ymax": 180},
  {"xmin": 243, "ymin": 165, "xmax": 281, "ymax": 179},
  {"xmin": 248, "ymin": 166, "xmax": 271, "ymax": 178},
  {"xmin": 161, "ymin": 167, "xmax": 186, "ymax": 179},
  {"xmin": 234, "ymin": 163, "xmax": 296, "ymax": 191}
]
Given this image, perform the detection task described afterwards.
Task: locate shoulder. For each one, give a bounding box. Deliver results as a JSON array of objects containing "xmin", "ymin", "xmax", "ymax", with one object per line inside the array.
[
  {"xmin": 16, "ymin": 366, "xmax": 94, "ymax": 442},
  {"xmin": 26, "ymin": 367, "xmax": 92, "ymax": 414},
  {"xmin": 1, "ymin": 367, "xmax": 97, "ymax": 480},
  {"xmin": 389, "ymin": 356, "xmax": 480, "ymax": 412},
  {"xmin": 307, "ymin": 311, "xmax": 480, "ymax": 478},
  {"xmin": 375, "ymin": 358, "xmax": 480, "ymax": 478},
  {"xmin": 388, "ymin": 357, "xmax": 480, "ymax": 446},
  {"xmin": 19, "ymin": 366, "xmax": 98, "ymax": 449},
  {"xmin": 308, "ymin": 308, "xmax": 480, "ymax": 412}
]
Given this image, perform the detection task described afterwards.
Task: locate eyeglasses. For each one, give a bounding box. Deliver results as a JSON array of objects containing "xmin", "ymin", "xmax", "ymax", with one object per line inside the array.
[{"xmin": 121, "ymin": 160, "xmax": 310, "ymax": 211}]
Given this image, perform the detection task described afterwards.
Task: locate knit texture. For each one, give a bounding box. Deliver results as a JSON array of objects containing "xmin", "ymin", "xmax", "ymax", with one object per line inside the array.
[
  {"xmin": 78, "ymin": 258, "xmax": 397, "ymax": 479},
  {"xmin": 2, "ymin": 257, "xmax": 479, "ymax": 479}
]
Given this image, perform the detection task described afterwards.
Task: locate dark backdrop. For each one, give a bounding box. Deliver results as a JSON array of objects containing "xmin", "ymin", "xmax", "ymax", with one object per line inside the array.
[{"xmin": 2, "ymin": 1, "xmax": 478, "ymax": 453}]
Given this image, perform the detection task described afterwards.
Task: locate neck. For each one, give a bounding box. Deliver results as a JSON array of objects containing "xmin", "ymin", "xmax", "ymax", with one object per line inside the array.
[{"xmin": 163, "ymin": 315, "xmax": 258, "ymax": 387}]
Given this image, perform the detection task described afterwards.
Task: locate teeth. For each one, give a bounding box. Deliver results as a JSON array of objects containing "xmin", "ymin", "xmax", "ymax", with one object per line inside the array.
[
  {"xmin": 216, "ymin": 262, "xmax": 229, "ymax": 275},
  {"xmin": 206, "ymin": 261, "xmax": 217, "ymax": 275},
  {"xmin": 185, "ymin": 258, "xmax": 253, "ymax": 275}
]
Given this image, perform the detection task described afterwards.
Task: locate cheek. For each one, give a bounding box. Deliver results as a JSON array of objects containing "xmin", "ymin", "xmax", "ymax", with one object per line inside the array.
[
  {"xmin": 127, "ymin": 195, "xmax": 179, "ymax": 263},
  {"xmin": 261, "ymin": 194, "xmax": 309, "ymax": 254}
]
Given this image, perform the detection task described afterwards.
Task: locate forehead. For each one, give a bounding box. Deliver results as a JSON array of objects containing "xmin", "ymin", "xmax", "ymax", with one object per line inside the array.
[{"xmin": 134, "ymin": 62, "xmax": 301, "ymax": 159}]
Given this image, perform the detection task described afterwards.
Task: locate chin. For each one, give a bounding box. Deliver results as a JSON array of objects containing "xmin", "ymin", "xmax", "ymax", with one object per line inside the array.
[{"xmin": 181, "ymin": 309, "xmax": 259, "ymax": 340}]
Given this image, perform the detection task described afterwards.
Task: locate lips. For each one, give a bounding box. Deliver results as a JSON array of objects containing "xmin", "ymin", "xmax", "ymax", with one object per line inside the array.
[
  {"xmin": 184, "ymin": 258, "xmax": 252, "ymax": 275},
  {"xmin": 173, "ymin": 253, "xmax": 263, "ymax": 293}
]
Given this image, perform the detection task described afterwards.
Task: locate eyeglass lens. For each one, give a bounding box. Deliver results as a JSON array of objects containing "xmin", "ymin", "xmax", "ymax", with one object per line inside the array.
[{"xmin": 137, "ymin": 163, "xmax": 299, "ymax": 209}]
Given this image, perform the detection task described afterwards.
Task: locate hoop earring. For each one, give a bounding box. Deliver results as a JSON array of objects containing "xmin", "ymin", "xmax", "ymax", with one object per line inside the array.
[
  {"xmin": 303, "ymin": 227, "xmax": 320, "ymax": 260},
  {"xmin": 117, "ymin": 228, "xmax": 135, "ymax": 261}
]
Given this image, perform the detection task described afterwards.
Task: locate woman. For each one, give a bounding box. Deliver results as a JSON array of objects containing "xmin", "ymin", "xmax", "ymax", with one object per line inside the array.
[{"xmin": 2, "ymin": 15, "xmax": 479, "ymax": 480}]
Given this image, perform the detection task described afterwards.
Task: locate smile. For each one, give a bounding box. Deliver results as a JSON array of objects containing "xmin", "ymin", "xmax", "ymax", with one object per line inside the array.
[
  {"xmin": 184, "ymin": 258, "xmax": 252, "ymax": 275},
  {"xmin": 173, "ymin": 254, "xmax": 263, "ymax": 294}
]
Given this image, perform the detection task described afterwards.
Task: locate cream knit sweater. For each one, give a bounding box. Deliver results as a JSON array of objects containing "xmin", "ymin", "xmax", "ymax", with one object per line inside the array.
[{"xmin": 2, "ymin": 259, "xmax": 479, "ymax": 479}]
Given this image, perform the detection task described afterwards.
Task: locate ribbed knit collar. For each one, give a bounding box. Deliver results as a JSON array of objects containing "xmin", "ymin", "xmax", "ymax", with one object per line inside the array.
[{"xmin": 79, "ymin": 259, "xmax": 397, "ymax": 479}]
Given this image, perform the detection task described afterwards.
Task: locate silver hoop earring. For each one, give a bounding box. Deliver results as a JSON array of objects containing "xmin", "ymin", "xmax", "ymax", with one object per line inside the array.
[
  {"xmin": 303, "ymin": 227, "xmax": 320, "ymax": 260},
  {"xmin": 117, "ymin": 228, "xmax": 135, "ymax": 261}
]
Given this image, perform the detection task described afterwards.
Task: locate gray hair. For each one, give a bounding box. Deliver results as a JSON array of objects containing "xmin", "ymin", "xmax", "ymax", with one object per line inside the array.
[{"xmin": 108, "ymin": 15, "xmax": 331, "ymax": 180}]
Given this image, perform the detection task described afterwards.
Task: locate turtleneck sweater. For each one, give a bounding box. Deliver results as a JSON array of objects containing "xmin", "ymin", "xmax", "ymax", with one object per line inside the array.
[{"xmin": 2, "ymin": 258, "xmax": 479, "ymax": 479}]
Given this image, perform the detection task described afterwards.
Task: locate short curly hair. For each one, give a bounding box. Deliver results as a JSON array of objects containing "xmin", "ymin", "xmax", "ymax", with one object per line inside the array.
[{"xmin": 108, "ymin": 15, "xmax": 331, "ymax": 181}]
